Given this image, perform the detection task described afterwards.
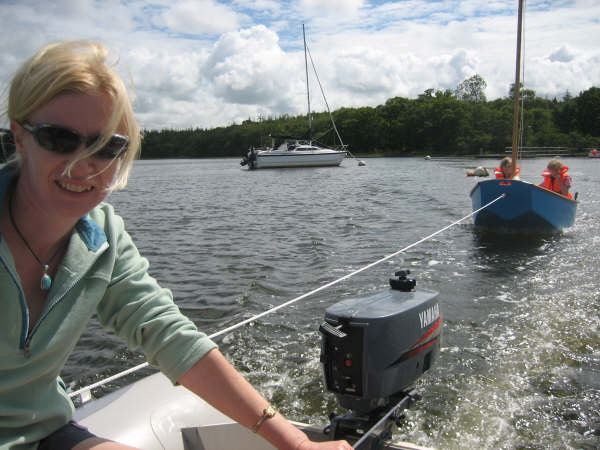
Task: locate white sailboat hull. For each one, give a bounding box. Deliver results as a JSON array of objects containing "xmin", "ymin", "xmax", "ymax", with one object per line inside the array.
[{"xmin": 253, "ymin": 148, "xmax": 346, "ymax": 169}]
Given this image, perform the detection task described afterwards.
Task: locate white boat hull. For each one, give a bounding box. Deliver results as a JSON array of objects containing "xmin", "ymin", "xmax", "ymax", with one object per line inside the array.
[
  {"xmin": 75, "ymin": 372, "xmax": 431, "ymax": 450},
  {"xmin": 253, "ymin": 149, "xmax": 346, "ymax": 169}
]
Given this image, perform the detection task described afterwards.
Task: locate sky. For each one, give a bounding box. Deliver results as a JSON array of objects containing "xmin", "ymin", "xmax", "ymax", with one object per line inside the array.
[{"xmin": 1, "ymin": 0, "xmax": 599, "ymax": 131}]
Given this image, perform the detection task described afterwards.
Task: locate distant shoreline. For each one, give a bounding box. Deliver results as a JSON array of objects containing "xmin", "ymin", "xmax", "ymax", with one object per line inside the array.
[{"xmin": 135, "ymin": 152, "xmax": 594, "ymax": 161}]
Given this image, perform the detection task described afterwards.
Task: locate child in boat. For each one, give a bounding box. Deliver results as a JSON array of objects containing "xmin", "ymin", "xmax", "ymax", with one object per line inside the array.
[
  {"xmin": 539, "ymin": 158, "xmax": 573, "ymax": 198},
  {"xmin": 0, "ymin": 40, "xmax": 352, "ymax": 450},
  {"xmin": 494, "ymin": 156, "xmax": 520, "ymax": 179}
]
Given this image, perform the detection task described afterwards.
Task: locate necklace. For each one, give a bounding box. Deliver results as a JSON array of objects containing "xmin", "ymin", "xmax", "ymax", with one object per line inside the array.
[{"xmin": 8, "ymin": 191, "xmax": 64, "ymax": 291}]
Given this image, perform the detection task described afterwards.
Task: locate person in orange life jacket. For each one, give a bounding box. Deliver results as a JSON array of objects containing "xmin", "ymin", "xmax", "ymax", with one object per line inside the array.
[
  {"xmin": 494, "ymin": 156, "xmax": 520, "ymax": 179},
  {"xmin": 539, "ymin": 158, "xmax": 573, "ymax": 199}
]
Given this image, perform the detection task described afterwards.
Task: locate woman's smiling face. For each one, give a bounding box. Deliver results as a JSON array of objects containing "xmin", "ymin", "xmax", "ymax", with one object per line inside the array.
[{"xmin": 13, "ymin": 92, "xmax": 121, "ymax": 221}]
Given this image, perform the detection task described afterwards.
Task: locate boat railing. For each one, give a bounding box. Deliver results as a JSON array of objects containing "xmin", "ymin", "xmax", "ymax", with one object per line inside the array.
[{"xmin": 504, "ymin": 146, "xmax": 572, "ymax": 157}]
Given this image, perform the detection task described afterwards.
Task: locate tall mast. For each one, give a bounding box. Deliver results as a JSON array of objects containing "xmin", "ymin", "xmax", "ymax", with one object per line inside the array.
[
  {"xmin": 511, "ymin": 0, "xmax": 524, "ymax": 168},
  {"xmin": 303, "ymin": 24, "xmax": 312, "ymax": 139}
]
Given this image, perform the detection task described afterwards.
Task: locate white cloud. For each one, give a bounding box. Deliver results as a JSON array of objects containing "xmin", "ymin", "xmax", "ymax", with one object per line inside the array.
[
  {"xmin": 126, "ymin": 47, "xmax": 205, "ymax": 102},
  {"xmin": 203, "ymin": 26, "xmax": 300, "ymax": 109},
  {"xmin": 234, "ymin": 0, "xmax": 282, "ymax": 14},
  {"xmin": 299, "ymin": 0, "xmax": 365, "ymax": 17},
  {"xmin": 548, "ymin": 46, "xmax": 576, "ymax": 63},
  {"xmin": 528, "ymin": 52, "xmax": 600, "ymax": 99},
  {"xmin": 0, "ymin": 0, "xmax": 598, "ymax": 130},
  {"xmin": 157, "ymin": 1, "xmax": 245, "ymax": 35}
]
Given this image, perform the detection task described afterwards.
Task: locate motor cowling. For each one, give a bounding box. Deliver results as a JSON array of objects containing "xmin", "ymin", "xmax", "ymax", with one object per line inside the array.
[
  {"xmin": 240, "ymin": 147, "xmax": 257, "ymax": 168},
  {"xmin": 320, "ymin": 275, "xmax": 442, "ymax": 415}
]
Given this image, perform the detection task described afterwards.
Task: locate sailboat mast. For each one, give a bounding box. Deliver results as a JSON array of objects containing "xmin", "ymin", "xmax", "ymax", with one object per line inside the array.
[
  {"xmin": 511, "ymin": 0, "xmax": 524, "ymax": 167},
  {"xmin": 303, "ymin": 24, "xmax": 312, "ymax": 140}
]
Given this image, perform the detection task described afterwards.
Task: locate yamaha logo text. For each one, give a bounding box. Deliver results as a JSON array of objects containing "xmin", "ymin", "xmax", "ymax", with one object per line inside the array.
[{"xmin": 419, "ymin": 303, "xmax": 440, "ymax": 329}]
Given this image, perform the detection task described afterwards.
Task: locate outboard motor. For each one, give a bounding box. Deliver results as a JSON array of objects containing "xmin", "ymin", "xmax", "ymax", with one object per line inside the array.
[
  {"xmin": 240, "ymin": 147, "xmax": 257, "ymax": 169},
  {"xmin": 319, "ymin": 270, "xmax": 442, "ymax": 447}
]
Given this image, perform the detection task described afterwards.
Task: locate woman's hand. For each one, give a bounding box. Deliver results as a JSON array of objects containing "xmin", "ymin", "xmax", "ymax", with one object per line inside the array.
[{"xmin": 179, "ymin": 351, "xmax": 354, "ymax": 450}]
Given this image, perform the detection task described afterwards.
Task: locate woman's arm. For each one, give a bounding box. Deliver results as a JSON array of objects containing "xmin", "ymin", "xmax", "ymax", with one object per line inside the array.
[{"xmin": 178, "ymin": 348, "xmax": 352, "ymax": 450}]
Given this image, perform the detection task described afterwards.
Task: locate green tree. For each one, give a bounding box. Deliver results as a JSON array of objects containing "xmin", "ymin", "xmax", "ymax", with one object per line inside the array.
[
  {"xmin": 455, "ymin": 74, "xmax": 487, "ymax": 102},
  {"xmin": 575, "ymin": 87, "xmax": 600, "ymax": 136},
  {"xmin": 137, "ymin": 82, "xmax": 599, "ymax": 158}
]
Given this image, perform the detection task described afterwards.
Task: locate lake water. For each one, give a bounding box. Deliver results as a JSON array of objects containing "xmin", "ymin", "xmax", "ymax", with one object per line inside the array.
[{"xmin": 63, "ymin": 157, "xmax": 599, "ymax": 450}]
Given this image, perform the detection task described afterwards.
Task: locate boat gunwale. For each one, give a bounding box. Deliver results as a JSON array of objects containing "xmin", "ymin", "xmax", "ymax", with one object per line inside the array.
[{"xmin": 469, "ymin": 178, "xmax": 578, "ymax": 204}]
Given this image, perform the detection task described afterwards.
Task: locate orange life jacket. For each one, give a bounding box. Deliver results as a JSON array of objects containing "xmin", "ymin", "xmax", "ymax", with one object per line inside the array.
[
  {"xmin": 540, "ymin": 166, "xmax": 573, "ymax": 199},
  {"xmin": 494, "ymin": 166, "xmax": 520, "ymax": 179}
]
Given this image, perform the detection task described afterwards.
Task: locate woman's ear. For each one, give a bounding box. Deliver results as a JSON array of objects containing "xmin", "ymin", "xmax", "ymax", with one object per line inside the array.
[{"xmin": 10, "ymin": 120, "xmax": 27, "ymax": 157}]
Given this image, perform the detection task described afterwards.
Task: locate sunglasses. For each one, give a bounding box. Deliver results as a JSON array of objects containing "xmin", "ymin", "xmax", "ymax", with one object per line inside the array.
[{"xmin": 21, "ymin": 122, "xmax": 129, "ymax": 160}]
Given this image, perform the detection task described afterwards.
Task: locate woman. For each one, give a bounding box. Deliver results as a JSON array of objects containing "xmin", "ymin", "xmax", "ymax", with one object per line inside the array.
[{"xmin": 0, "ymin": 41, "xmax": 351, "ymax": 450}]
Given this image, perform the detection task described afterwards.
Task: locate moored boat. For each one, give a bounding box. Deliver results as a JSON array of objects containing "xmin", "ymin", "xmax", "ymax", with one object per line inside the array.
[
  {"xmin": 241, "ymin": 140, "xmax": 346, "ymax": 169},
  {"xmin": 241, "ymin": 24, "xmax": 353, "ymax": 170}
]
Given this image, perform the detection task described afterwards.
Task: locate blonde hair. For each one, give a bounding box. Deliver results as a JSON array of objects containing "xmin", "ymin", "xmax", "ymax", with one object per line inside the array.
[
  {"xmin": 547, "ymin": 158, "xmax": 564, "ymax": 171},
  {"xmin": 6, "ymin": 40, "xmax": 140, "ymax": 190},
  {"xmin": 500, "ymin": 156, "xmax": 513, "ymax": 168}
]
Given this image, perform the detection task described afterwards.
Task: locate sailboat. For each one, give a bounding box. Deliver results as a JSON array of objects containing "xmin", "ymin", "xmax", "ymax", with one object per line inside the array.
[
  {"xmin": 469, "ymin": 0, "xmax": 577, "ymax": 233},
  {"xmin": 240, "ymin": 25, "xmax": 348, "ymax": 169}
]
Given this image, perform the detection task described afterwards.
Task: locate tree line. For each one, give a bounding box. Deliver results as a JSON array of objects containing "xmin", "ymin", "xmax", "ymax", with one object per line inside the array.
[
  {"xmin": 1, "ymin": 76, "xmax": 598, "ymax": 161},
  {"xmin": 140, "ymin": 76, "xmax": 599, "ymax": 158}
]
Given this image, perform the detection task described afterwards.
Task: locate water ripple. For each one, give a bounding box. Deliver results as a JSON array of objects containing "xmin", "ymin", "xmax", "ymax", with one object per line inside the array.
[{"xmin": 62, "ymin": 157, "xmax": 599, "ymax": 449}]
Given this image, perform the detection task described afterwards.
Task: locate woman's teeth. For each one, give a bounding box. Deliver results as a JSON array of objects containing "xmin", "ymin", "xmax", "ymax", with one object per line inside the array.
[{"xmin": 58, "ymin": 181, "xmax": 93, "ymax": 192}]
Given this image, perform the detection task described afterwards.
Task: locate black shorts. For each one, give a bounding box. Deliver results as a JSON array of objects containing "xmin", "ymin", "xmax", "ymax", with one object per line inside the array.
[{"xmin": 38, "ymin": 420, "xmax": 97, "ymax": 450}]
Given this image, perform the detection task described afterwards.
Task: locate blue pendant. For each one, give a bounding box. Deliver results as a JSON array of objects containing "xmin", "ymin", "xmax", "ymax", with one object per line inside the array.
[{"xmin": 41, "ymin": 268, "xmax": 52, "ymax": 291}]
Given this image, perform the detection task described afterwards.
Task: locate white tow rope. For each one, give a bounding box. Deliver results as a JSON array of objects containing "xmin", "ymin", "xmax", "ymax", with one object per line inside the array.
[{"xmin": 69, "ymin": 194, "xmax": 505, "ymax": 402}]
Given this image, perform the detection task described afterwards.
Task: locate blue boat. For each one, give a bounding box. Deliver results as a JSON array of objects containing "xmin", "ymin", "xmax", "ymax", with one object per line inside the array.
[
  {"xmin": 470, "ymin": 179, "xmax": 577, "ymax": 233},
  {"xmin": 470, "ymin": 0, "xmax": 577, "ymax": 234}
]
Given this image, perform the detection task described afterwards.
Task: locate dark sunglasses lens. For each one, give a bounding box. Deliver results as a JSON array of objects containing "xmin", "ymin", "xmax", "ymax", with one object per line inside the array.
[
  {"xmin": 36, "ymin": 126, "xmax": 80, "ymax": 153},
  {"xmin": 96, "ymin": 136, "xmax": 128, "ymax": 159}
]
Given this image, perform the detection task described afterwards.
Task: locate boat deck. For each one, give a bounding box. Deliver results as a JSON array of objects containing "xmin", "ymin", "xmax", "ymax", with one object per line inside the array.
[{"xmin": 75, "ymin": 372, "xmax": 432, "ymax": 450}]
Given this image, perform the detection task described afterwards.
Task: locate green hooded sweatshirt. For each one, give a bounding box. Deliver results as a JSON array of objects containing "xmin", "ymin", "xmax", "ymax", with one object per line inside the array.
[{"xmin": 0, "ymin": 165, "xmax": 217, "ymax": 449}]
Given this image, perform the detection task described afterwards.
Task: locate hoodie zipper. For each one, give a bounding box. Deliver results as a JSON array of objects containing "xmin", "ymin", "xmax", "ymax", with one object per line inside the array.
[
  {"xmin": 2, "ymin": 215, "xmax": 109, "ymax": 356},
  {"xmin": 0, "ymin": 251, "xmax": 30, "ymax": 351},
  {"xmin": 23, "ymin": 273, "xmax": 89, "ymax": 355},
  {"xmin": 22, "ymin": 238, "xmax": 109, "ymax": 355}
]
